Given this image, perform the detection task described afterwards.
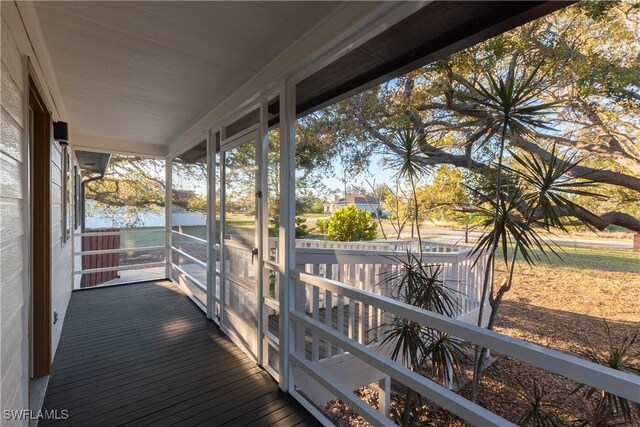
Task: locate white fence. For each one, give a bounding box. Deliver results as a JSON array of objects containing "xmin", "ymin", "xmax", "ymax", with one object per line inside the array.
[
  {"xmin": 270, "ymin": 238, "xmax": 488, "ymax": 320},
  {"xmin": 74, "ymin": 233, "xmax": 640, "ymax": 425}
]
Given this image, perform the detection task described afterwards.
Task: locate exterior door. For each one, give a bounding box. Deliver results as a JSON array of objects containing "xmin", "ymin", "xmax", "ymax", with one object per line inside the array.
[
  {"xmin": 29, "ymin": 77, "xmax": 52, "ymax": 378},
  {"xmin": 220, "ymin": 131, "xmax": 260, "ymax": 358}
]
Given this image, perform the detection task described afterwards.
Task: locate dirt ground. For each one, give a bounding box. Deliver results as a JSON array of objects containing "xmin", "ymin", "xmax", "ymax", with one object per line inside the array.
[{"xmin": 467, "ymin": 247, "xmax": 640, "ymax": 425}]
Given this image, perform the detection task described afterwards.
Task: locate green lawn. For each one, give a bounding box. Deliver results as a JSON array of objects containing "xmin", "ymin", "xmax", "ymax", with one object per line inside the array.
[
  {"xmin": 516, "ymin": 244, "xmax": 639, "ymax": 274},
  {"xmin": 117, "ymin": 227, "xmax": 165, "ymax": 248}
]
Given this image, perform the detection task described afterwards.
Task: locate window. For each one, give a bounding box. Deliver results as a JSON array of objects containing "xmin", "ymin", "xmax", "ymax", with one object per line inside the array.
[
  {"xmin": 61, "ymin": 146, "xmax": 71, "ymax": 243},
  {"xmin": 73, "ymin": 165, "xmax": 80, "ymax": 230}
]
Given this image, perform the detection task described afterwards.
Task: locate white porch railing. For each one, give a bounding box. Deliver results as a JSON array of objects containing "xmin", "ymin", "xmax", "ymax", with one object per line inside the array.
[
  {"xmin": 274, "ymin": 238, "xmax": 489, "ymax": 321},
  {"xmin": 289, "ymin": 270, "xmax": 640, "ymax": 426},
  {"xmin": 73, "ymin": 232, "xmax": 640, "ymax": 426},
  {"xmin": 170, "ymin": 229, "xmax": 209, "ymax": 310},
  {"xmin": 73, "ymin": 229, "xmax": 166, "ymax": 288}
]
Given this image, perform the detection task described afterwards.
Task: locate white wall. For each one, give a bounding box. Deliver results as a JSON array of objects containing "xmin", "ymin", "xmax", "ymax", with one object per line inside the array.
[
  {"xmin": 0, "ymin": 13, "xmax": 30, "ymax": 419},
  {"xmin": 1, "ymin": 2, "xmax": 73, "ymax": 421},
  {"xmin": 50, "ymin": 141, "xmax": 72, "ymax": 356}
]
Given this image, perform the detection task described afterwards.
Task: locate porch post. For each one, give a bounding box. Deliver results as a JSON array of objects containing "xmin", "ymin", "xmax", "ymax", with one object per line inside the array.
[
  {"xmin": 206, "ymin": 130, "xmax": 215, "ymax": 320},
  {"xmin": 279, "ymin": 80, "xmax": 296, "ymax": 392},
  {"xmin": 165, "ymin": 157, "xmax": 172, "ymax": 280},
  {"xmin": 256, "ymin": 97, "xmax": 269, "ymax": 366},
  {"xmin": 219, "ymin": 127, "xmax": 227, "ymax": 329}
]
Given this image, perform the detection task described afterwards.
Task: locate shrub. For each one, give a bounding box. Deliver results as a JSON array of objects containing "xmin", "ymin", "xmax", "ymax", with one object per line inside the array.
[
  {"xmin": 295, "ymin": 217, "xmax": 309, "ymax": 238},
  {"xmin": 325, "ymin": 205, "xmax": 377, "ymax": 241},
  {"xmin": 268, "ymin": 216, "xmax": 309, "ymax": 238},
  {"xmin": 315, "ymin": 218, "xmax": 329, "ymax": 234},
  {"xmin": 310, "ymin": 200, "xmax": 325, "ymax": 214}
]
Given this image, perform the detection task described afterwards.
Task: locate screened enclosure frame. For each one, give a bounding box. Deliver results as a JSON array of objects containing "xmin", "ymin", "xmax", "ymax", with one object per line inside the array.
[{"xmin": 154, "ymin": 1, "xmax": 639, "ymax": 423}]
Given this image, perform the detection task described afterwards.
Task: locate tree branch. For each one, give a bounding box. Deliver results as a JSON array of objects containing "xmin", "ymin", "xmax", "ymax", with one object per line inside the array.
[{"xmin": 514, "ymin": 138, "xmax": 640, "ymax": 192}]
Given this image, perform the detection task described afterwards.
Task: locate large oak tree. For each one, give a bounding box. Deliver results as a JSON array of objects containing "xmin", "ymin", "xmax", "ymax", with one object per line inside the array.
[{"xmin": 298, "ymin": 0, "xmax": 639, "ymax": 231}]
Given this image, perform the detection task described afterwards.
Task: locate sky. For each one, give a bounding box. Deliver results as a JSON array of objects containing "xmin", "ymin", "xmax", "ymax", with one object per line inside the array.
[{"xmin": 321, "ymin": 153, "xmax": 398, "ymax": 198}]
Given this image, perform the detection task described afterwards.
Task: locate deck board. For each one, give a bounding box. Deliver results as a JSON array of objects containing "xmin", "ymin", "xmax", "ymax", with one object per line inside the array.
[{"xmin": 40, "ymin": 280, "xmax": 320, "ymax": 426}]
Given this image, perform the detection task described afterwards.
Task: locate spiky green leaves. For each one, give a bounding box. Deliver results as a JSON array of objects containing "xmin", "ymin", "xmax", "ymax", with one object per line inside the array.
[
  {"xmin": 469, "ymin": 145, "xmax": 603, "ymax": 266},
  {"xmin": 508, "ymin": 377, "xmax": 561, "ymax": 427},
  {"xmin": 386, "ymin": 129, "xmax": 431, "ymax": 181},
  {"xmin": 467, "ymin": 186, "xmax": 561, "ymax": 267},
  {"xmin": 573, "ymin": 322, "xmax": 640, "ymax": 423},
  {"xmin": 505, "ymin": 144, "xmax": 604, "ymax": 232},
  {"xmin": 463, "ymin": 61, "xmax": 559, "ymax": 148},
  {"xmin": 378, "ymin": 252, "xmax": 468, "ymax": 385}
]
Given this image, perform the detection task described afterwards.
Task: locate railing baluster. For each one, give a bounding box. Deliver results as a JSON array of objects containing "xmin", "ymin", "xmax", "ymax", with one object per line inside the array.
[
  {"xmin": 358, "ymin": 299, "xmax": 365, "ymax": 345},
  {"xmin": 311, "ymin": 285, "xmax": 320, "ymax": 362},
  {"xmin": 337, "ymin": 294, "xmax": 345, "ymax": 353},
  {"xmin": 348, "ymin": 298, "xmax": 355, "ymax": 340},
  {"xmin": 324, "ymin": 290, "xmax": 333, "ymax": 357}
]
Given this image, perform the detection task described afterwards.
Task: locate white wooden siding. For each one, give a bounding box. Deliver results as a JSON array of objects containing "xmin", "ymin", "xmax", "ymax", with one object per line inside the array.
[
  {"xmin": 1, "ymin": 110, "xmax": 22, "ymax": 161},
  {"xmin": 1, "ymin": 10, "xmax": 74, "ymax": 420},
  {"xmin": 1, "ymin": 65, "xmax": 23, "ymax": 126},
  {"xmin": 50, "ymin": 140, "xmax": 72, "ymax": 357},
  {"xmin": 0, "ymin": 15, "xmax": 29, "ymax": 418}
]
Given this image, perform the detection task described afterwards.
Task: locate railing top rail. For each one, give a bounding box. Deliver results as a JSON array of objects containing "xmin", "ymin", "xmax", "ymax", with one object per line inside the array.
[
  {"xmin": 75, "ymin": 261, "xmax": 166, "ymax": 275},
  {"xmin": 78, "ymin": 229, "xmax": 165, "ymax": 237},
  {"xmin": 295, "ymin": 247, "xmax": 466, "ymax": 264},
  {"xmin": 170, "ymin": 246, "xmax": 207, "ymax": 269},
  {"xmin": 290, "ymin": 237, "xmax": 410, "ymax": 244},
  {"xmin": 292, "ymin": 270, "xmax": 640, "ymax": 403},
  {"xmin": 269, "ymin": 236, "xmax": 473, "ymax": 254},
  {"xmin": 74, "ymin": 245, "xmax": 165, "ymax": 256}
]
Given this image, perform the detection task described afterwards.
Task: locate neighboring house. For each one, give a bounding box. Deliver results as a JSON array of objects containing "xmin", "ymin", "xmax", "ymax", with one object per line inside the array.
[{"xmin": 324, "ymin": 194, "xmax": 382, "ymax": 215}]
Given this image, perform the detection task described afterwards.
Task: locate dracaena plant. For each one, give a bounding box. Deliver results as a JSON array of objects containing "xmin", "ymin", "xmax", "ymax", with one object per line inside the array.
[
  {"xmin": 461, "ymin": 59, "xmax": 560, "ymax": 401},
  {"xmin": 379, "ymin": 254, "xmax": 468, "ymax": 424},
  {"xmin": 507, "ymin": 377, "xmax": 562, "ymax": 427},
  {"xmin": 469, "ymin": 143, "xmax": 602, "ymax": 401},
  {"xmin": 573, "ymin": 396, "xmax": 627, "ymax": 427},
  {"xmin": 573, "ymin": 322, "xmax": 640, "ymax": 423},
  {"xmin": 461, "ymin": 59, "xmax": 612, "ymax": 402},
  {"xmin": 385, "ymin": 129, "xmax": 432, "ymax": 256}
]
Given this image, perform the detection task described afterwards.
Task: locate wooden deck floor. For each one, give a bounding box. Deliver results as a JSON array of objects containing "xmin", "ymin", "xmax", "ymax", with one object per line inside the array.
[{"xmin": 40, "ymin": 280, "xmax": 319, "ymax": 427}]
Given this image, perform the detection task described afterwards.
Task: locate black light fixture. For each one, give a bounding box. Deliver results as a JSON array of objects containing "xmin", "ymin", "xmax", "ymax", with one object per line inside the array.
[{"xmin": 53, "ymin": 121, "xmax": 69, "ymax": 146}]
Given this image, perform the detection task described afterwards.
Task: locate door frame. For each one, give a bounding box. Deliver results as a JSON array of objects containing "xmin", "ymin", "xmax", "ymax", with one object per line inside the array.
[
  {"xmin": 219, "ymin": 127, "xmax": 262, "ymax": 361},
  {"xmin": 28, "ymin": 75, "xmax": 52, "ymax": 378}
]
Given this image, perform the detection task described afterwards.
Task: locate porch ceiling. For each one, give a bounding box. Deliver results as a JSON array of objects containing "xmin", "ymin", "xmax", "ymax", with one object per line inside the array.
[{"xmin": 34, "ymin": 1, "xmax": 343, "ymax": 148}]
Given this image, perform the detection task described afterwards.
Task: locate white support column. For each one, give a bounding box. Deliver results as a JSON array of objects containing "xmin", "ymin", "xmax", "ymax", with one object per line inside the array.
[
  {"xmin": 279, "ymin": 80, "xmax": 296, "ymax": 392},
  {"xmin": 165, "ymin": 157, "xmax": 173, "ymax": 280},
  {"xmin": 219, "ymin": 127, "xmax": 227, "ymax": 329},
  {"xmin": 206, "ymin": 130, "xmax": 214, "ymax": 320},
  {"xmin": 256, "ymin": 97, "xmax": 269, "ymax": 366}
]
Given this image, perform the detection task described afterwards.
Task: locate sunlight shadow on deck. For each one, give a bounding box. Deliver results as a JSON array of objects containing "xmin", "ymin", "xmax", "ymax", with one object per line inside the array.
[{"xmin": 40, "ymin": 280, "xmax": 319, "ymax": 426}]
